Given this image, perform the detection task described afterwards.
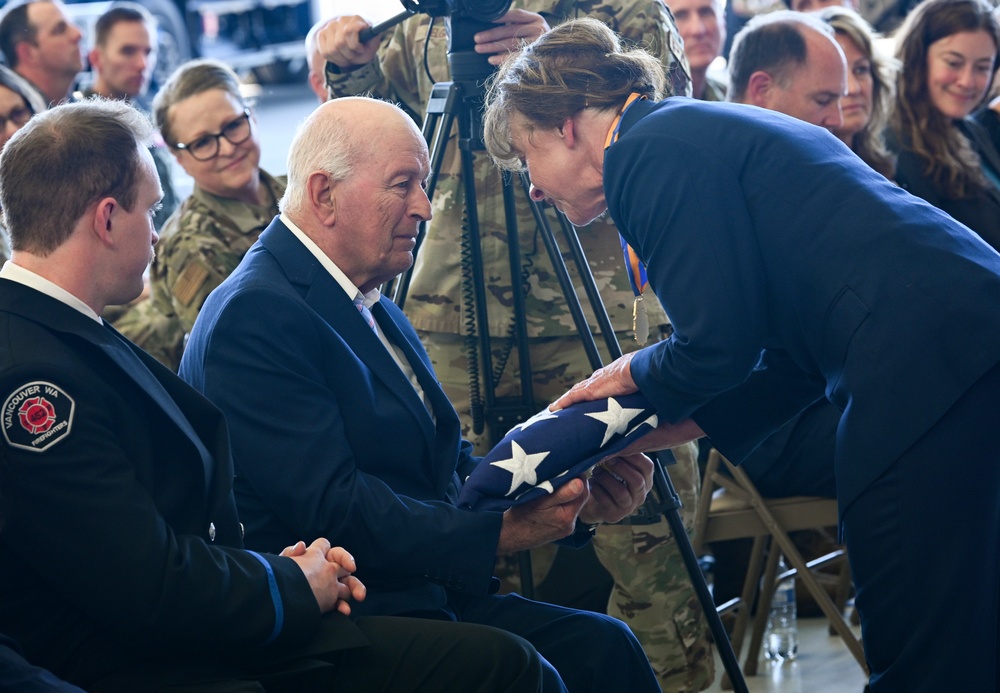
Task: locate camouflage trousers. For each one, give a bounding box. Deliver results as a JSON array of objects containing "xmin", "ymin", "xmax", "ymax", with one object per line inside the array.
[{"xmin": 418, "ymin": 330, "xmax": 714, "ymax": 692}]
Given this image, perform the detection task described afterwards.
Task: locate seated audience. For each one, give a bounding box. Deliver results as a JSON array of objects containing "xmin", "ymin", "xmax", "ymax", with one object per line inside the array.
[
  {"xmin": 180, "ymin": 95, "xmax": 662, "ymax": 693},
  {"xmin": 890, "ymin": 0, "xmax": 1000, "ymax": 249},
  {"xmin": 819, "ymin": 5, "xmax": 898, "ymax": 178},
  {"xmin": 115, "ymin": 59, "xmax": 284, "ymax": 371},
  {"xmin": 0, "ymin": 97, "xmax": 559, "ymax": 693},
  {"xmin": 727, "ymin": 10, "xmax": 848, "ymax": 133}
]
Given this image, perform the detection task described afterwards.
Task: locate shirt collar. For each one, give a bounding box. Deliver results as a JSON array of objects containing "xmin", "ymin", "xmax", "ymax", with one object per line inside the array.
[
  {"xmin": 0, "ymin": 261, "xmax": 102, "ymax": 323},
  {"xmin": 279, "ymin": 213, "xmax": 380, "ymax": 307}
]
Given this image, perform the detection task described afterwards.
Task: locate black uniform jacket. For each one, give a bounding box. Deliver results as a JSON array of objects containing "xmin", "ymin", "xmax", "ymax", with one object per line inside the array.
[{"xmin": 0, "ymin": 279, "xmax": 364, "ymax": 687}]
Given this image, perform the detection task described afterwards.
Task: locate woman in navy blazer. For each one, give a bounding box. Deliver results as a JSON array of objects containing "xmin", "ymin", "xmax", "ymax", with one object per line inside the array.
[{"xmin": 484, "ymin": 17, "xmax": 1000, "ymax": 692}]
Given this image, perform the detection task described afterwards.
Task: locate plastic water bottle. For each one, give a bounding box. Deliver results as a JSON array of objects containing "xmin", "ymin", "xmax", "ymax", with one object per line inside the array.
[{"xmin": 764, "ymin": 557, "xmax": 799, "ymax": 661}]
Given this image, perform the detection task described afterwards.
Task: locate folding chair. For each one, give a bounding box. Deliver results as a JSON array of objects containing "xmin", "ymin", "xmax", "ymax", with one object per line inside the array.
[{"xmin": 692, "ymin": 449, "xmax": 868, "ymax": 685}]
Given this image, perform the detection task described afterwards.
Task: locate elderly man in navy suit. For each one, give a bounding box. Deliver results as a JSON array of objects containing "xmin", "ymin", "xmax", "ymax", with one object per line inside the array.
[{"xmin": 180, "ymin": 95, "xmax": 661, "ymax": 693}]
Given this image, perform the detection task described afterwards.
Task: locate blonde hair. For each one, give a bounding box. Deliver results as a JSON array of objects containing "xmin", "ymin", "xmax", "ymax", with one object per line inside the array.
[{"xmin": 819, "ymin": 5, "xmax": 898, "ymax": 178}]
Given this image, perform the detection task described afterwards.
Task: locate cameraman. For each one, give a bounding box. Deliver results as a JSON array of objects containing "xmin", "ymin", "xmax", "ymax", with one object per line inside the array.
[{"xmin": 317, "ymin": 4, "xmax": 714, "ymax": 691}]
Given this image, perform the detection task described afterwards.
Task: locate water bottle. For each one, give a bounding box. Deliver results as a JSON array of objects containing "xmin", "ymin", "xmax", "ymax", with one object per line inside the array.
[{"xmin": 764, "ymin": 557, "xmax": 799, "ymax": 661}]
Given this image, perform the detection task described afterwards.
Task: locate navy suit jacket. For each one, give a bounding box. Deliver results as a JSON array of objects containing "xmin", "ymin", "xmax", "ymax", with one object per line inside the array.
[
  {"xmin": 180, "ymin": 219, "xmax": 503, "ymax": 617},
  {"xmin": 0, "ymin": 281, "xmax": 353, "ymax": 687},
  {"xmin": 605, "ymin": 98, "xmax": 1000, "ymax": 514}
]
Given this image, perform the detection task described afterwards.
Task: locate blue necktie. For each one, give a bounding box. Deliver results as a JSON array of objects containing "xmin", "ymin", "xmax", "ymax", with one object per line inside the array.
[{"xmin": 354, "ymin": 295, "xmax": 377, "ymax": 333}]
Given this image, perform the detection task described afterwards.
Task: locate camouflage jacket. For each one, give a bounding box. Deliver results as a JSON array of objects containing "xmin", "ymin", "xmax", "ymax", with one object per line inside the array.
[
  {"xmin": 114, "ymin": 170, "xmax": 286, "ymax": 370},
  {"xmin": 326, "ymin": 0, "xmax": 689, "ymax": 338},
  {"xmin": 703, "ymin": 72, "xmax": 728, "ymax": 102}
]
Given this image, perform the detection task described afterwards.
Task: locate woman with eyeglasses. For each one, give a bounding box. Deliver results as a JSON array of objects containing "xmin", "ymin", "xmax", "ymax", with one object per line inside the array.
[
  {"xmin": 117, "ymin": 59, "xmax": 285, "ymax": 371},
  {"xmin": 890, "ymin": 0, "xmax": 1000, "ymax": 249},
  {"xmin": 0, "ymin": 65, "xmax": 35, "ymax": 265}
]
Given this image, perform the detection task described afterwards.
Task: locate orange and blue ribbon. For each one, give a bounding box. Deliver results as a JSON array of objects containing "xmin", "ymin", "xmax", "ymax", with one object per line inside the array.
[{"xmin": 605, "ymin": 93, "xmax": 650, "ymax": 344}]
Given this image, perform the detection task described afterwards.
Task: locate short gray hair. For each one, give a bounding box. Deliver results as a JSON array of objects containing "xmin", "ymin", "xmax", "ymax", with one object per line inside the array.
[{"xmin": 280, "ymin": 99, "xmax": 395, "ymax": 215}]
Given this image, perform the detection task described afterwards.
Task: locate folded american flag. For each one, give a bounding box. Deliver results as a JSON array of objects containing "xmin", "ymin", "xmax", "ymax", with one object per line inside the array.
[{"xmin": 457, "ymin": 393, "xmax": 659, "ymax": 511}]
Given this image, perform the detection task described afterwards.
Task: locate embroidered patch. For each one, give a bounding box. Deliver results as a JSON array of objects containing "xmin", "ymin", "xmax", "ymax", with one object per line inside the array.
[
  {"xmin": 172, "ymin": 262, "xmax": 210, "ymax": 307},
  {"xmin": 2, "ymin": 381, "xmax": 75, "ymax": 453}
]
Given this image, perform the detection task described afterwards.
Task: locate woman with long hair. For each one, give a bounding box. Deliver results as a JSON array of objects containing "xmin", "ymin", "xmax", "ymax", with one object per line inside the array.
[
  {"xmin": 891, "ymin": 0, "xmax": 1000, "ymax": 247},
  {"xmin": 819, "ymin": 5, "xmax": 897, "ymax": 178}
]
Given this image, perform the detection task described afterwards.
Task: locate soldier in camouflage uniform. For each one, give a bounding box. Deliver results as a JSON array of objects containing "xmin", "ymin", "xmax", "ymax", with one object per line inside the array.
[
  {"xmin": 320, "ymin": 4, "xmax": 713, "ymax": 690},
  {"xmin": 114, "ymin": 59, "xmax": 285, "ymax": 372}
]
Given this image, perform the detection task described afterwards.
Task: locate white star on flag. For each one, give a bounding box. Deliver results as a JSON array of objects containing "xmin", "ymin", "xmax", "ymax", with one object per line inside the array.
[
  {"xmin": 585, "ymin": 397, "xmax": 647, "ymax": 446},
  {"xmin": 628, "ymin": 414, "xmax": 659, "ymax": 436},
  {"xmin": 515, "ymin": 407, "xmax": 560, "ymax": 433},
  {"xmin": 490, "ymin": 441, "xmax": 551, "ymax": 495}
]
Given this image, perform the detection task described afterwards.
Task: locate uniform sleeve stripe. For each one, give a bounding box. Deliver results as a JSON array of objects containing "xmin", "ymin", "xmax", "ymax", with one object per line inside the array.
[{"xmin": 248, "ymin": 550, "xmax": 284, "ymax": 644}]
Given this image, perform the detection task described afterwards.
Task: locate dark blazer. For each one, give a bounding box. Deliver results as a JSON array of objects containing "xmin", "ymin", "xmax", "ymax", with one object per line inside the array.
[
  {"xmin": 603, "ymin": 98, "xmax": 1000, "ymax": 515},
  {"xmin": 180, "ymin": 219, "xmax": 503, "ymax": 618},
  {"xmin": 0, "ymin": 633, "xmax": 83, "ymax": 692},
  {"xmin": 890, "ymin": 118, "xmax": 1000, "ymax": 251},
  {"xmin": 0, "ymin": 281, "xmax": 363, "ymax": 687}
]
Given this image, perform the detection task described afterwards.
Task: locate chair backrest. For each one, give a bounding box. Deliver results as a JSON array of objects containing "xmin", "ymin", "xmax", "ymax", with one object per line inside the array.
[{"xmin": 693, "ymin": 449, "xmax": 840, "ymax": 550}]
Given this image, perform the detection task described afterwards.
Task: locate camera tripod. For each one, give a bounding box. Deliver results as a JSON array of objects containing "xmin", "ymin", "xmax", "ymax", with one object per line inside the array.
[{"xmin": 381, "ymin": 11, "xmax": 749, "ymax": 693}]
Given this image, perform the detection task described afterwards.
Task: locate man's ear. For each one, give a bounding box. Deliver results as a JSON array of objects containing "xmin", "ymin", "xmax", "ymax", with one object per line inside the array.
[
  {"xmin": 308, "ymin": 70, "xmax": 326, "ymax": 102},
  {"xmin": 88, "ymin": 47, "xmax": 104, "ymax": 75},
  {"xmin": 746, "ymin": 71, "xmax": 775, "ymax": 108},
  {"xmin": 93, "ymin": 197, "xmax": 116, "ymax": 246},
  {"xmin": 14, "ymin": 41, "xmax": 34, "ymax": 68},
  {"xmin": 307, "ymin": 171, "xmax": 336, "ymax": 226}
]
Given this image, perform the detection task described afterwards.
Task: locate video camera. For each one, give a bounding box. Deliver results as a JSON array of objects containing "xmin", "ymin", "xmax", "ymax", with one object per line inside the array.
[
  {"xmin": 399, "ymin": 0, "xmax": 512, "ymax": 22},
  {"xmin": 362, "ymin": 0, "xmax": 514, "ymax": 83}
]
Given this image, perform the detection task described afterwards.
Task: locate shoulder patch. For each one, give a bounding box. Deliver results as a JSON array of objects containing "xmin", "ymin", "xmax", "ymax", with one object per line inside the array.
[
  {"xmin": 3, "ymin": 381, "xmax": 75, "ymax": 453},
  {"xmin": 172, "ymin": 262, "xmax": 210, "ymax": 307}
]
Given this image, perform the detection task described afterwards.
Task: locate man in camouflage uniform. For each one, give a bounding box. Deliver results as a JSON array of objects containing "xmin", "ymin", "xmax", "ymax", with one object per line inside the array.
[{"xmin": 319, "ymin": 4, "xmax": 713, "ymax": 690}]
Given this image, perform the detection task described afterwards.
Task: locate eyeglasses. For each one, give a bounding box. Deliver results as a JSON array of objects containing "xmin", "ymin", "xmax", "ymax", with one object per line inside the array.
[
  {"xmin": 0, "ymin": 106, "xmax": 31, "ymax": 131},
  {"xmin": 174, "ymin": 109, "xmax": 252, "ymax": 161}
]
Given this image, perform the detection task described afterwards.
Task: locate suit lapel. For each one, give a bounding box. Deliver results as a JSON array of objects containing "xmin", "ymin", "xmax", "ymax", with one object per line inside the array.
[
  {"xmin": 260, "ymin": 221, "xmax": 439, "ymax": 454},
  {"xmin": 100, "ymin": 323, "xmax": 217, "ymax": 488}
]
